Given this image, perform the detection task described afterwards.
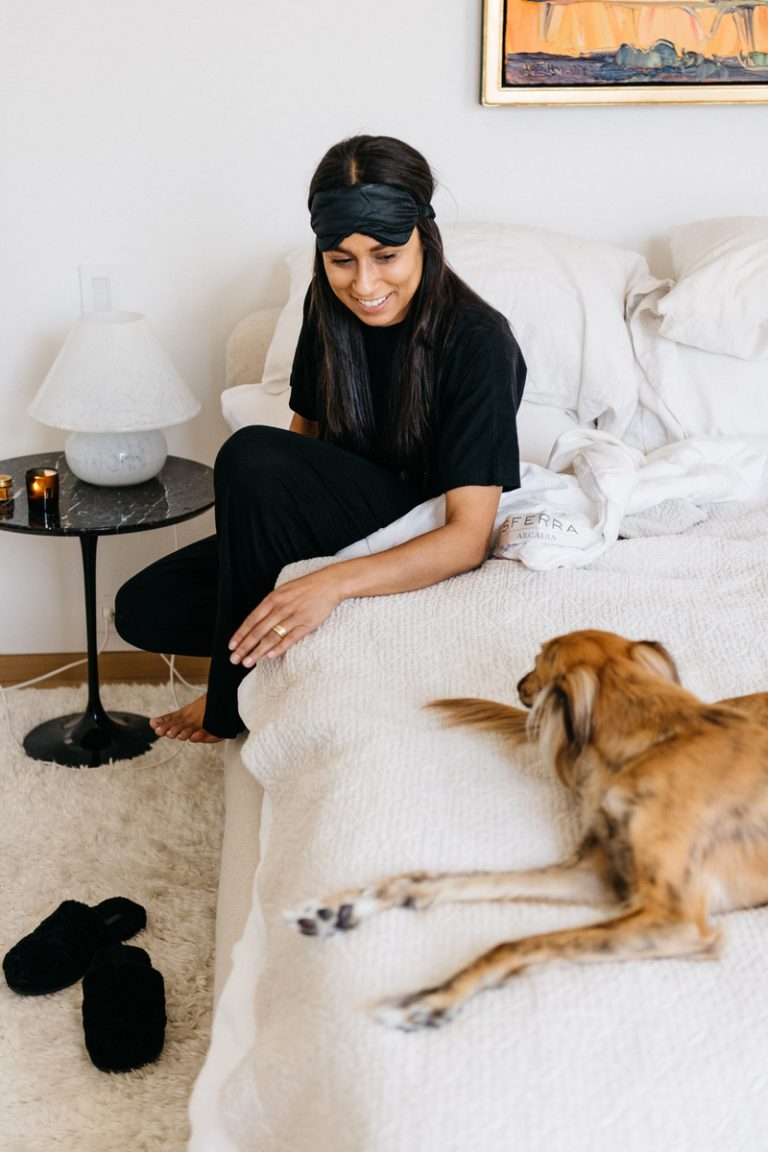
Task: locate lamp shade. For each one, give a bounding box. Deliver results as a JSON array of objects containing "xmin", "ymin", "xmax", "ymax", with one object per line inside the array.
[{"xmin": 29, "ymin": 311, "xmax": 200, "ymax": 433}]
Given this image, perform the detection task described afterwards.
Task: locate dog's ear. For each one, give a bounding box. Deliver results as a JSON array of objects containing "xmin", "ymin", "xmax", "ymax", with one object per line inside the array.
[
  {"xmin": 630, "ymin": 640, "xmax": 680, "ymax": 684},
  {"xmin": 556, "ymin": 665, "xmax": 600, "ymax": 750},
  {"xmin": 532, "ymin": 665, "xmax": 599, "ymax": 786}
]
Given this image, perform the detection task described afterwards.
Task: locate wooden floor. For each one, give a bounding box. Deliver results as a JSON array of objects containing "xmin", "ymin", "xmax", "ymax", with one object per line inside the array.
[{"xmin": 0, "ymin": 652, "xmax": 210, "ymax": 688}]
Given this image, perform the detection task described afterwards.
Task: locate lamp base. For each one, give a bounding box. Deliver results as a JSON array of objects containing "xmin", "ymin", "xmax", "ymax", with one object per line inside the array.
[{"xmin": 65, "ymin": 430, "xmax": 167, "ymax": 486}]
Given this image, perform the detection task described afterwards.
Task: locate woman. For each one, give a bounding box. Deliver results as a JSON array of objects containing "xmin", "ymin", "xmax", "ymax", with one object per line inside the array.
[{"xmin": 115, "ymin": 135, "xmax": 526, "ymax": 742}]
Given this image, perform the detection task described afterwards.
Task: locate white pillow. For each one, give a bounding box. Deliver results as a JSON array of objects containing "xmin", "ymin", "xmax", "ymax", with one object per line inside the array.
[
  {"xmin": 629, "ymin": 283, "xmax": 768, "ymax": 442},
  {"xmin": 260, "ymin": 221, "xmax": 654, "ymax": 437},
  {"xmin": 261, "ymin": 245, "xmax": 314, "ymax": 395},
  {"xmin": 440, "ymin": 222, "xmax": 652, "ymax": 436},
  {"xmin": 657, "ymin": 217, "xmax": 768, "ymax": 360},
  {"xmin": 221, "ymin": 383, "xmax": 293, "ymax": 432},
  {"xmin": 221, "ymin": 381, "xmax": 584, "ymax": 471}
]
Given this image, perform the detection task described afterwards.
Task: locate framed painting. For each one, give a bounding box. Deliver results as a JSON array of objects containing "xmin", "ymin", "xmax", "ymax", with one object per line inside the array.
[{"xmin": 482, "ymin": 0, "xmax": 768, "ymax": 104}]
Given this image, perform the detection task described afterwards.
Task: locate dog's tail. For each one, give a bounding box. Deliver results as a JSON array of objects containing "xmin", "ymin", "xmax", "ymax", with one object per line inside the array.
[{"xmin": 426, "ymin": 698, "xmax": 530, "ymax": 745}]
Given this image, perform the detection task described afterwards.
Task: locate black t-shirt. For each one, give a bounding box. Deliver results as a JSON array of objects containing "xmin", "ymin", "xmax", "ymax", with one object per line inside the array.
[{"xmin": 289, "ymin": 291, "xmax": 526, "ymax": 500}]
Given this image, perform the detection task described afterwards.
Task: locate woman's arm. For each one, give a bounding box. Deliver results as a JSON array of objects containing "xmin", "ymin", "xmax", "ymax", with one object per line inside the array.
[
  {"xmin": 331, "ymin": 485, "xmax": 500, "ymax": 596},
  {"xmin": 228, "ymin": 484, "xmax": 502, "ymax": 668},
  {"xmin": 289, "ymin": 412, "xmax": 319, "ymax": 437}
]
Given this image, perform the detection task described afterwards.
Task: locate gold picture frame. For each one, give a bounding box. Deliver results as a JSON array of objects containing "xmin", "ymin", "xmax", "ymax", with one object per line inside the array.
[{"xmin": 482, "ymin": 0, "xmax": 768, "ymax": 104}]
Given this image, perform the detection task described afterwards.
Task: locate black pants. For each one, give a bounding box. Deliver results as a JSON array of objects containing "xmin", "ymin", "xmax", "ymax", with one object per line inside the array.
[{"xmin": 115, "ymin": 426, "xmax": 423, "ymax": 737}]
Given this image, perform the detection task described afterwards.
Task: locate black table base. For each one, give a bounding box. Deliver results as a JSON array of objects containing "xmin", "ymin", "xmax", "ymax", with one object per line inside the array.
[
  {"xmin": 23, "ymin": 709, "xmax": 157, "ymax": 768},
  {"xmin": 22, "ymin": 534, "xmax": 161, "ymax": 767}
]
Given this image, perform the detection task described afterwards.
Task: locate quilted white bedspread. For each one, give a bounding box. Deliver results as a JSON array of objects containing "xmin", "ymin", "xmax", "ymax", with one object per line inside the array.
[{"xmin": 191, "ymin": 504, "xmax": 768, "ymax": 1152}]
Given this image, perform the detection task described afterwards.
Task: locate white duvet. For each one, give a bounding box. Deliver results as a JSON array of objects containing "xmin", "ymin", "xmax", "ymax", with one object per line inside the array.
[
  {"xmin": 337, "ymin": 430, "xmax": 768, "ymax": 571},
  {"xmin": 191, "ymin": 501, "xmax": 768, "ymax": 1152}
]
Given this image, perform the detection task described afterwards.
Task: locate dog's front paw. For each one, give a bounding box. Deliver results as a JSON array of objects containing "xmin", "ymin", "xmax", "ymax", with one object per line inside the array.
[
  {"xmin": 373, "ymin": 989, "xmax": 459, "ymax": 1032},
  {"xmin": 283, "ymin": 890, "xmax": 377, "ymax": 939}
]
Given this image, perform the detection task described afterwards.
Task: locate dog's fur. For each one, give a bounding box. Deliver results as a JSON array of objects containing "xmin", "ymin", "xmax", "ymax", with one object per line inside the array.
[{"xmin": 285, "ymin": 630, "xmax": 768, "ymax": 1030}]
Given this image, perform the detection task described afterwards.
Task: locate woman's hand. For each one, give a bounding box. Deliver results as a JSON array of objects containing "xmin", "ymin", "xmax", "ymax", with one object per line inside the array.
[
  {"xmin": 229, "ymin": 485, "xmax": 502, "ymax": 669},
  {"xmin": 228, "ymin": 566, "xmax": 344, "ymax": 668}
]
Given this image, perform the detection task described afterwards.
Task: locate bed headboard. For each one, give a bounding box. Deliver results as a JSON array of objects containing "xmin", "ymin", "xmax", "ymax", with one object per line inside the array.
[{"xmin": 225, "ymin": 306, "xmax": 282, "ymax": 390}]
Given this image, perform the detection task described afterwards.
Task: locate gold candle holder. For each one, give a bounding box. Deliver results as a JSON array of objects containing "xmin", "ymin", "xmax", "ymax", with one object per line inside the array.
[{"xmin": 26, "ymin": 467, "xmax": 60, "ymax": 525}]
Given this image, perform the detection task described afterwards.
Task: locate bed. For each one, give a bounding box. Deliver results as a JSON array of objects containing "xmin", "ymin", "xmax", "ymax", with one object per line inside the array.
[{"xmin": 189, "ymin": 217, "xmax": 768, "ymax": 1152}]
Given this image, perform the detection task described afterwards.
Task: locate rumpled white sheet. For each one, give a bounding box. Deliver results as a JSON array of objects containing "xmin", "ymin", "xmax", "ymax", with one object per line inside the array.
[
  {"xmin": 338, "ymin": 429, "xmax": 768, "ymax": 570},
  {"xmin": 190, "ymin": 503, "xmax": 768, "ymax": 1152}
]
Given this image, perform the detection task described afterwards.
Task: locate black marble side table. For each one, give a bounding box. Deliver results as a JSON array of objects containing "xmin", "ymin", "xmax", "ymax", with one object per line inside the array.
[{"xmin": 0, "ymin": 453, "xmax": 214, "ymax": 767}]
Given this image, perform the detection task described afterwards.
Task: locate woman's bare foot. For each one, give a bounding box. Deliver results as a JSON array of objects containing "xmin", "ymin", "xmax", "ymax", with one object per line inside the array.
[{"xmin": 150, "ymin": 694, "xmax": 222, "ymax": 743}]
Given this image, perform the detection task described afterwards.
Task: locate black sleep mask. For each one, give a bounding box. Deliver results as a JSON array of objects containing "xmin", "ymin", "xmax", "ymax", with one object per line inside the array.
[{"xmin": 310, "ymin": 183, "xmax": 435, "ymax": 251}]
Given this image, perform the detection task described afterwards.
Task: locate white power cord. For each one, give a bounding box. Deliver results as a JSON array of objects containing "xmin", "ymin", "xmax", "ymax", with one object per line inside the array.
[{"xmin": 161, "ymin": 652, "xmax": 201, "ymax": 706}]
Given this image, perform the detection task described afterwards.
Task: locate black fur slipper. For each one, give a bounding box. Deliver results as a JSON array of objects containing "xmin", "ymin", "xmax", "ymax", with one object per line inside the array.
[
  {"xmin": 82, "ymin": 944, "xmax": 166, "ymax": 1073},
  {"xmin": 3, "ymin": 897, "xmax": 147, "ymax": 995}
]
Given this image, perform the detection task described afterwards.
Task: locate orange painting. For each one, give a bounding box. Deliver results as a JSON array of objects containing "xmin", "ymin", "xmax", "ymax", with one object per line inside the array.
[{"xmin": 488, "ymin": 0, "xmax": 768, "ymax": 92}]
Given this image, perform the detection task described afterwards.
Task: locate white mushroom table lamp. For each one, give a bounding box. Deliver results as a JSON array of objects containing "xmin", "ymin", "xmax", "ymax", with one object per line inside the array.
[{"xmin": 29, "ymin": 311, "xmax": 200, "ymax": 486}]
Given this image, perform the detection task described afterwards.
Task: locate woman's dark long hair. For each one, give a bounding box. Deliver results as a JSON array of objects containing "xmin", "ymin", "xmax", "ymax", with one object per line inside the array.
[{"xmin": 307, "ymin": 135, "xmax": 490, "ymax": 488}]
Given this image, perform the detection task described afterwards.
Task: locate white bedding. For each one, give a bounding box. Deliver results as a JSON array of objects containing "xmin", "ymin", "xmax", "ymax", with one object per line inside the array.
[
  {"xmin": 628, "ymin": 284, "xmax": 768, "ymax": 446},
  {"xmin": 191, "ymin": 502, "xmax": 768, "ymax": 1152},
  {"xmin": 339, "ymin": 430, "xmax": 768, "ymax": 570}
]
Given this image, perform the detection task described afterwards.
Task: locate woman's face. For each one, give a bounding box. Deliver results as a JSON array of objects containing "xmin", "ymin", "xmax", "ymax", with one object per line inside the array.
[{"xmin": 321, "ymin": 229, "xmax": 424, "ymax": 326}]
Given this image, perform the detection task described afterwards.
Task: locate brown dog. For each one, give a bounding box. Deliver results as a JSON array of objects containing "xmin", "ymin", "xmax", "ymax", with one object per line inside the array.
[{"xmin": 285, "ymin": 630, "xmax": 768, "ymax": 1030}]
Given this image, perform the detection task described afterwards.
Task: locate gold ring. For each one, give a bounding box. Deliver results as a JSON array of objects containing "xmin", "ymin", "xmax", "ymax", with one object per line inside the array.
[{"xmin": 271, "ymin": 624, "xmax": 288, "ymax": 639}]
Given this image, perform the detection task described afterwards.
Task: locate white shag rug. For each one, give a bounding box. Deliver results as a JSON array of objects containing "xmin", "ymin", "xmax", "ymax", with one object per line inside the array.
[{"xmin": 0, "ymin": 682, "xmax": 224, "ymax": 1152}]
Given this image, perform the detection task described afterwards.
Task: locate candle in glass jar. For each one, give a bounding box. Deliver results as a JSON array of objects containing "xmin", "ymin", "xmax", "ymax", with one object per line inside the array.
[{"xmin": 25, "ymin": 467, "xmax": 59, "ymax": 519}]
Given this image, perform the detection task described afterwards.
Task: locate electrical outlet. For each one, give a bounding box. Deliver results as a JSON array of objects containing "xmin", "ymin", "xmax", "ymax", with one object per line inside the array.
[
  {"xmin": 79, "ymin": 264, "xmax": 121, "ymax": 314},
  {"xmin": 98, "ymin": 594, "xmax": 116, "ymax": 624}
]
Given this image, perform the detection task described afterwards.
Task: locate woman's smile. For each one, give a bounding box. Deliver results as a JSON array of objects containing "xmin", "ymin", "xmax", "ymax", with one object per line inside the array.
[
  {"xmin": 322, "ymin": 230, "xmax": 423, "ymax": 326},
  {"xmin": 355, "ymin": 292, "xmax": 393, "ymax": 314}
]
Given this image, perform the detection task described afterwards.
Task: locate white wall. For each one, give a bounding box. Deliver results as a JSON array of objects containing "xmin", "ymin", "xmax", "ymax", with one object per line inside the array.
[{"xmin": 1, "ymin": 0, "xmax": 766, "ymax": 654}]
